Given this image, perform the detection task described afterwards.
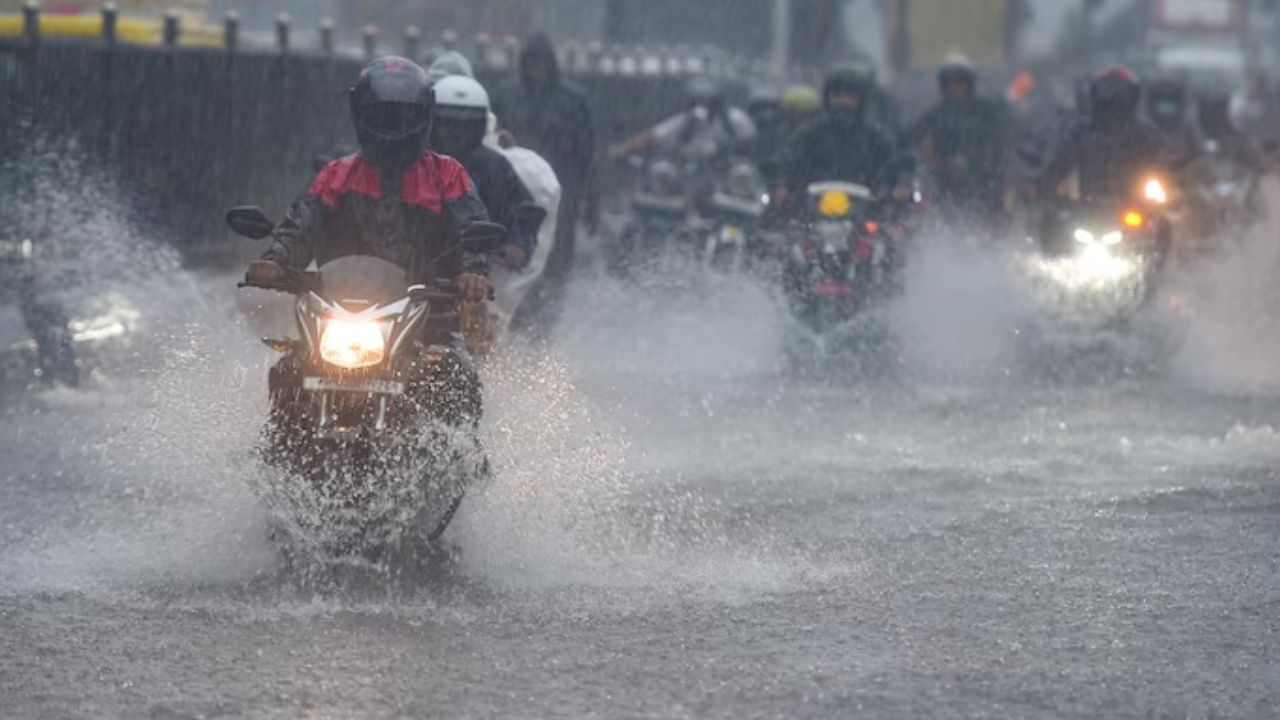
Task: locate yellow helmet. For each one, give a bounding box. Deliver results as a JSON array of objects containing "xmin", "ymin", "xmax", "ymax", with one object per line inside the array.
[{"xmin": 781, "ymin": 85, "xmax": 822, "ymax": 115}]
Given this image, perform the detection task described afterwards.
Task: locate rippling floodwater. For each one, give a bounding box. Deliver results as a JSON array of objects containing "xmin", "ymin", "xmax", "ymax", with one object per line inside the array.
[{"xmin": 3, "ymin": 179, "xmax": 1280, "ymax": 719}]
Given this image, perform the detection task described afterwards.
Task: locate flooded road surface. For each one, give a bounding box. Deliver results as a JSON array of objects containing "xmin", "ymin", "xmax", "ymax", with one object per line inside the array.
[{"xmin": 3, "ymin": 225, "xmax": 1280, "ymax": 719}]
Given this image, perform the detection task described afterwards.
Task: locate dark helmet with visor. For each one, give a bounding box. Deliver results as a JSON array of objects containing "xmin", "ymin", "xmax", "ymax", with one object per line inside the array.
[
  {"xmin": 1089, "ymin": 66, "xmax": 1141, "ymax": 123},
  {"xmin": 822, "ymin": 65, "xmax": 870, "ymax": 111},
  {"xmin": 349, "ymin": 56, "xmax": 435, "ymax": 167}
]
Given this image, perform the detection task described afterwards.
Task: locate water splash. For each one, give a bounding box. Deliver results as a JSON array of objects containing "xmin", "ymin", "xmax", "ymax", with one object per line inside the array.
[
  {"xmin": 0, "ymin": 147, "xmax": 275, "ymax": 595},
  {"xmin": 553, "ymin": 267, "xmax": 787, "ymax": 385},
  {"xmin": 891, "ymin": 229, "xmax": 1029, "ymax": 383},
  {"xmin": 452, "ymin": 277, "xmax": 845, "ymax": 601},
  {"xmin": 1171, "ymin": 176, "xmax": 1280, "ymax": 394}
]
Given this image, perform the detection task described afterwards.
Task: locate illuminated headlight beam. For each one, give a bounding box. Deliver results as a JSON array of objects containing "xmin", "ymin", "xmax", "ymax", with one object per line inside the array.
[{"xmin": 319, "ymin": 321, "xmax": 388, "ymax": 369}]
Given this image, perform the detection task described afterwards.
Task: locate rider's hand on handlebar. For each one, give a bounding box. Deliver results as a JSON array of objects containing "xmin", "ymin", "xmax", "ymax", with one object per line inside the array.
[
  {"xmin": 245, "ymin": 260, "xmax": 284, "ymax": 284},
  {"xmin": 457, "ymin": 273, "xmax": 490, "ymax": 303}
]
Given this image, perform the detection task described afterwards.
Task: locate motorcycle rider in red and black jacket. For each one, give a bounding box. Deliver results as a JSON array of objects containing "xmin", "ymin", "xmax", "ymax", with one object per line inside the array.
[
  {"xmin": 244, "ymin": 57, "xmax": 492, "ymax": 422},
  {"xmin": 248, "ymin": 56, "xmax": 490, "ymax": 300}
]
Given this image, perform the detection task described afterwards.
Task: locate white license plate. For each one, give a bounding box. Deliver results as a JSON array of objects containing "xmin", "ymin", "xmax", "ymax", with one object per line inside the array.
[{"xmin": 303, "ymin": 377, "xmax": 405, "ymax": 395}]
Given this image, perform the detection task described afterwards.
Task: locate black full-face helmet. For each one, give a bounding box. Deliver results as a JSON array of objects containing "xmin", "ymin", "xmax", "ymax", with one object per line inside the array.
[
  {"xmin": 1089, "ymin": 66, "xmax": 1141, "ymax": 124},
  {"xmin": 349, "ymin": 56, "xmax": 435, "ymax": 168},
  {"xmin": 822, "ymin": 65, "xmax": 870, "ymax": 112}
]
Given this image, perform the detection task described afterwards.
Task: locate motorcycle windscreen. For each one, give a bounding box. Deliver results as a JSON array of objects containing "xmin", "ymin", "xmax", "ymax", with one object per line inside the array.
[{"xmin": 317, "ymin": 256, "xmax": 408, "ymax": 307}]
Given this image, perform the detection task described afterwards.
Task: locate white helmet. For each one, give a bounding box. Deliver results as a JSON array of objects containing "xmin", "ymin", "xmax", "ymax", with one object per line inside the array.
[
  {"xmin": 433, "ymin": 75, "xmax": 490, "ymax": 122},
  {"xmin": 426, "ymin": 51, "xmax": 475, "ymax": 82}
]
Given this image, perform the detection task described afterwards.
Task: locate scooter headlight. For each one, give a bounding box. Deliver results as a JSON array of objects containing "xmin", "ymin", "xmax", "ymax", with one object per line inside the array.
[{"xmin": 319, "ymin": 321, "xmax": 387, "ymax": 368}]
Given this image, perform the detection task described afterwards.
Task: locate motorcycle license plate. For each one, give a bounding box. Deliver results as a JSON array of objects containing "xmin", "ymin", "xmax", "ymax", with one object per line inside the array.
[
  {"xmin": 812, "ymin": 280, "xmax": 856, "ymax": 296},
  {"xmin": 303, "ymin": 377, "xmax": 405, "ymax": 395}
]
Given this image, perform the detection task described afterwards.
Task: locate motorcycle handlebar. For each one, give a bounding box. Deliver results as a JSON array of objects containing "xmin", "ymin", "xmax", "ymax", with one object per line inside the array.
[
  {"xmin": 239, "ymin": 274, "xmax": 493, "ymax": 301},
  {"xmin": 414, "ymin": 279, "xmax": 496, "ymax": 303},
  {"xmin": 237, "ymin": 269, "xmax": 319, "ymax": 294},
  {"xmin": 238, "ymin": 280, "xmax": 287, "ymax": 292}
]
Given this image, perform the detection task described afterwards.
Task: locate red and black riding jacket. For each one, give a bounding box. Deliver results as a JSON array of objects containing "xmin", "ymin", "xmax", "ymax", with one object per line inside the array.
[{"xmin": 263, "ymin": 152, "xmax": 490, "ymax": 285}]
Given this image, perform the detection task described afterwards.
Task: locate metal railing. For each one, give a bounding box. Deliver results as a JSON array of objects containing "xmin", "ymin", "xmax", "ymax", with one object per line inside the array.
[{"xmin": 3, "ymin": 1, "xmax": 761, "ymax": 79}]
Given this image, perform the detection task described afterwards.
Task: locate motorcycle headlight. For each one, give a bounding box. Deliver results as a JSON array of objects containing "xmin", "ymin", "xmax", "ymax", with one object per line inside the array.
[
  {"xmin": 319, "ymin": 321, "xmax": 387, "ymax": 368},
  {"xmin": 1074, "ymin": 228, "xmax": 1123, "ymax": 246},
  {"xmin": 1074, "ymin": 243, "xmax": 1135, "ymax": 283},
  {"xmin": 818, "ymin": 190, "xmax": 851, "ymax": 218},
  {"xmin": 1144, "ymin": 178, "xmax": 1167, "ymax": 205},
  {"xmin": 1037, "ymin": 243, "xmax": 1137, "ymax": 288}
]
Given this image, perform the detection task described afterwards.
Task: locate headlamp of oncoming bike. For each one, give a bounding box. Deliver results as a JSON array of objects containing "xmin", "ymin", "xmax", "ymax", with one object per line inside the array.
[
  {"xmin": 817, "ymin": 190, "xmax": 851, "ymax": 218},
  {"xmin": 319, "ymin": 320, "xmax": 387, "ymax": 369},
  {"xmin": 1144, "ymin": 178, "xmax": 1167, "ymax": 205}
]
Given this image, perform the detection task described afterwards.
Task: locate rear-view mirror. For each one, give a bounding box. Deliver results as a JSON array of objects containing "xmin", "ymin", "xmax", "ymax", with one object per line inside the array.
[
  {"xmin": 225, "ymin": 206, "xmax": 276, "ymax": 240},
  {"xmin": 461, "ymin": 221, "xmax": 508, "ymax": 253}
]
